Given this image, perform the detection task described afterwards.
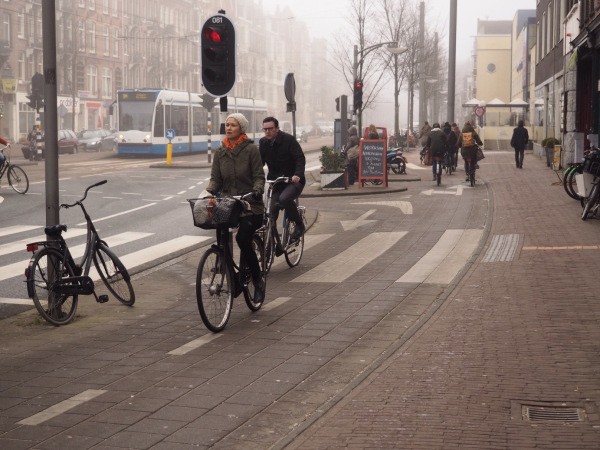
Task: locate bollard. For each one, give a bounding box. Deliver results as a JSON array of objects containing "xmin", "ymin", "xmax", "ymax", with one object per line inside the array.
[{"xmin": 166, "ymin": 141, "xmax": 173, "ymax": 165}]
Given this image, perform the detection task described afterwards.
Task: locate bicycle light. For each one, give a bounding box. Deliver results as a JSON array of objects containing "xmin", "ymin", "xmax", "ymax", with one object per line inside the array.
[{"xmin": 26, "ymin": 243, "xmax": 38, "ymax": 252}]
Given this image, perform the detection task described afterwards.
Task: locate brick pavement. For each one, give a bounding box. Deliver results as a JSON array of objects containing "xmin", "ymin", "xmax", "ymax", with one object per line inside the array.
[
  {"xmin": 283, "ymin": 150, "xmax": 600, "ymax": 449},
  {"xmin": 1, "ymin": 149, "xmax": 599, "ymax": 449}
]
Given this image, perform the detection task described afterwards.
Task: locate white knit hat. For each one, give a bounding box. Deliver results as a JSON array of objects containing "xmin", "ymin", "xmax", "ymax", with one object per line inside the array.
[{"xmin": 226, "ymin": 113, "xmax": 249, "ymax": 133}]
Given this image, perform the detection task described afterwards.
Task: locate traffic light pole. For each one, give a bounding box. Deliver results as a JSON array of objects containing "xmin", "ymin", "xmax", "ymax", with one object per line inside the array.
[{"xmin": 42, "ymin": 0, "xmax": 60, "ymax": 230}]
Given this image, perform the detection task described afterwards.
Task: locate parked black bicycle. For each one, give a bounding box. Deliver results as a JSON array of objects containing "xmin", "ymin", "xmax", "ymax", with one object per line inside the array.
[
  {"xmin": 580, "ymin": 146, "xmax": 600, "ymax": 221},
  {"xmin": 189, "ymin": 194, "xmax": 266, "ymax": 332},
  {"xmin": 0, "ymin": 142, "xmax": 29, "ymax": 194},
  {"xmin": 25, "ymin": 180, "xmax": 135, "ymax": 325}
]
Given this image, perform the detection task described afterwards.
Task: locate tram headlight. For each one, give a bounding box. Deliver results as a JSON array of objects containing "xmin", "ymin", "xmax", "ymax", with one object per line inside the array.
[
  {"xmin": 119, "ymin": 134, "xmax": 124, "ymax": 141},
  {"xmin": 144, "ymin": 134, "xmax": 150, "ymax": 142}
]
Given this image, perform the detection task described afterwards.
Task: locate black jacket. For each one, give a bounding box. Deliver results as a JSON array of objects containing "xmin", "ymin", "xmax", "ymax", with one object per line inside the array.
[
  {"xmin": 510, "ymin": 126, "xmax": 529, "ymax": 150},
  {"xmin": 259, "ymin": 131, "xmax": 306, "ymax": 184}
]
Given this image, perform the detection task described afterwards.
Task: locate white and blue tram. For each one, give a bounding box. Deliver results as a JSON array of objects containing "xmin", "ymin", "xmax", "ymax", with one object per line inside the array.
[{"xmin": 115, "ymin": 89, "xmax": 267, "ymax": 156}]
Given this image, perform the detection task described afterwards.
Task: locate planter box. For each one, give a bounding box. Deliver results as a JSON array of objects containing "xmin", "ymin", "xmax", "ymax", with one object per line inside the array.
[{"xmin": 321, "ymin": 171, "xmax": 348, "ymax": 190}]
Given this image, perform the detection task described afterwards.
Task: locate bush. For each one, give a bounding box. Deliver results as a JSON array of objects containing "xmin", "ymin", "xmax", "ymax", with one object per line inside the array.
[
  {"xmin": 541, "ymin": 137, "xmax": 561, "ymax": 148},
  {"xmin": 319, "ymin": 145, "xmax": 345, "ymax": 173}
]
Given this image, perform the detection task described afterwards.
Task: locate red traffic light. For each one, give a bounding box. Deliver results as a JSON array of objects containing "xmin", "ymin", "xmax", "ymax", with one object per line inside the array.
[
  {"xmin": 355, "ymin": 81, "xmax": 363, "ymax": 89},
  {"xmin": 203, "ymin": 27, "xmax": 223, "ymax": 43}
]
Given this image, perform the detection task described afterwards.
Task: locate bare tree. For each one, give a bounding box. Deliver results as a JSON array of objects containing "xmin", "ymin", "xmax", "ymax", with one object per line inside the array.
[
  {"xmin": 332, "ymin": 0, "xmax": 391, "ymax": 132},
  {"xmin": 380, "ymin": 0, "xmax": 411, "ymax": 140}
]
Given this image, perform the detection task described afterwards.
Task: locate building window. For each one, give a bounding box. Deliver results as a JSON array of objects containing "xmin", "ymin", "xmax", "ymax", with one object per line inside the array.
[
  {"xmin": 88, "ymin": 21, "xmax": 96, "ymax": 53},
  {"xmin": 487, "ymin": 63, "xmax": 496, "ymax": 73},
  {"xmin": 78, "ymin": 20, "xmax": 86, "ymax": 52},
  {"xmin": 18, "ymin": 51, "xmax": 25, "ymax": 78},
  {"xmin": 18, "ymin": 10, "xmax": 25, "ymax": 38},
  {"xmin": 102, "ymin": 67, "xmax": 112, "ymax": 98},
  {"xmin": 103, "ymin": 25, "xmax": 109, "ymax": 55},
  {"xmin": 112, "ymin": 27, "xmax": 119, "ymax": 57},
  {"xmin": 1, "ymin": 12, "xmax": 10, "ymax": 47},
  {"xmin": 87, "ymin": 65, "xmax": 98, "ymax": 95},
  {"xmin": 89, "ymin": 0, "xmax": 95, "ymax": 10}
]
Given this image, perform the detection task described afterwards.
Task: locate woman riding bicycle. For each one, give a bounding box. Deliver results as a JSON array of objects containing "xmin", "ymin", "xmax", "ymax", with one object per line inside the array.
[
  {"xmin": 458, "ymin": 122, "xmax": 483, "ymax": 182},
  {"xmin": 0, "ymin": 136, "xmax": 8, "ymax": 167},
  {"xmin": 206, "ymin": 113, "xmax": 266, "ymax": 303}
]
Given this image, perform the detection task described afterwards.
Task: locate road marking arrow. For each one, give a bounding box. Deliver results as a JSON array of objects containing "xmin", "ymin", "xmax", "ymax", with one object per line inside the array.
[
  {"xmin": 421, "ymin": 185, "xmax": 464, "ymax": 196},
  {"xmin": 341, "ymin": 209, "xmax": 377, "ymax": 231},
  {"xmin": 352, "ymin": 201, "xmax": 412, "ymax": 215}
]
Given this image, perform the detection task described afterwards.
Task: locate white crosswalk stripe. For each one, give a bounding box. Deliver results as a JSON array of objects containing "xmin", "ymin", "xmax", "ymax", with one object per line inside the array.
[
  {"xmin": 396, "ymin": 229, "xmax": 483, "ymax": 284},
  {"xmin": 0, "ymin": 228, "xmax": 87, "ymax": 257},
  {"xmin": 292, "ymin": 232, "xmax": 408, "ymax": 283}
]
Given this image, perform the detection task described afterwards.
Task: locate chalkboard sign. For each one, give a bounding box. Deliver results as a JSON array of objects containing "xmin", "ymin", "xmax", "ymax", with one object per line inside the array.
[{"xmin": 358, "ymin": 139, "xmax": 387, "ymax": 187}]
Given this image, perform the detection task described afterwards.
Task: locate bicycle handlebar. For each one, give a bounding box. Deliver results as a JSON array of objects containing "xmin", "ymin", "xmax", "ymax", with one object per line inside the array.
[
  {"xmin": 266, "ymin": 176, "xmax": 290, "ymax": 185},
  {"xmin": 60, "ymin": 179, "xmax": 107, "ymax": 209}
]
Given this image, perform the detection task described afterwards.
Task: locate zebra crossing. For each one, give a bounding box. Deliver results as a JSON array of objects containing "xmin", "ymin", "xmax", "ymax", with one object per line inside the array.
[
  {"xmin": 1, "ymin": 224, "xmax": 485, "ymax": 306},
  {"xmin": 0, "ymin": 225, "xmax": 211, "ymax": 303}
]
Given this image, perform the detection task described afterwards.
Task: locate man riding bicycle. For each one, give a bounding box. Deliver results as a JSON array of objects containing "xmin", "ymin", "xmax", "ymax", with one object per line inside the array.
[{"xmin": 259, "ymin": 116, "xmax": 306, "ymax": 242}]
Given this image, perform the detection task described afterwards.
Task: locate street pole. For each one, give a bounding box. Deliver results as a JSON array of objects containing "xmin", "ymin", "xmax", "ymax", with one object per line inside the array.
[
  {"xmin": 42, "ymin": 0, "xmax": 59, "ymax": 229},
  {"xmin": 447, "ymin": 0, "xmax": 457, "ymax": 123},
  {"xmin": 418, "ymin": 1, "xmax": 426, "ymax": 129},
  {"xmin": 353, "ymin": 45, "xmax": 358, "ymax": 131}
]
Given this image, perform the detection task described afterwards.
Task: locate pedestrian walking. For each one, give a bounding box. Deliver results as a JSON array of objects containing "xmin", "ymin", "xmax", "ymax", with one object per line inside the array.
[{"xmin": 510, "ymin": 120, "xmax": 529, "ymax": 169}]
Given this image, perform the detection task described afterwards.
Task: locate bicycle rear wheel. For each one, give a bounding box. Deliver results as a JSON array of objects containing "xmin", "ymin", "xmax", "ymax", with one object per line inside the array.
[
  {"xmin": 436, "ymin": 163, "xmax": 442, "ymax": 186},
  {"xmin": 8, "ymin": 164, "xmax": 29, "ymax": 194},
  {"xmin": 564, "ymin": 165, "xmax": 584, "ymax": 202},
  {"xmin": 28, "ymin": 247, "xmax": 78, "ymax": 326},
  {"xmin": 197, "ymin": 248, "xmax": 233, "ymax": 332},
  {"xmin": 284, "ymin": 207, "xmax": 306, "ymax": 268},
  {"xmin": 581, "ymin": 182, "xmax": 599, "ymax": 221},
  {"xmin": 93, "ymin": 243, "xmax": 135, "ymax": 306},
  {"xmin": 244, "ymin": 234, "xmax": 266, "ymax": 312}
]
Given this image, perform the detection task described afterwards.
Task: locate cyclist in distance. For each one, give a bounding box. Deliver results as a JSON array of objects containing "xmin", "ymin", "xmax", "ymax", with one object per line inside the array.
[
  {"xmin": 259, "ymin": 116, "xmax": 306, "ymax": 241},
  {"xmin": 0, "ymin": 136, "xmax": 8, "ymax": 167},
  {"xmin": 458, "ymin": 122, "xmax": 483, "ymax": 181},
  {"xmin": 426, "ymin": 123, "xmax": 448, "ymax": 181},
  {"xmin": 206, "ymin": 113, "xmax": 266, "ymax": 302}
]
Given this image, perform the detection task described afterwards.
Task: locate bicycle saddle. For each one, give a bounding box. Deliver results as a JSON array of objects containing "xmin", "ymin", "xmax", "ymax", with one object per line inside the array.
[{"xmin": 44, "ymin": 224, "xmax": 68, "ymax": 237}]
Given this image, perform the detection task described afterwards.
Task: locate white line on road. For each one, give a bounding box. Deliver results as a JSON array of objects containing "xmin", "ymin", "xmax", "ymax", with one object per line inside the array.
[
  {"xmin": 0, "ymin": 297, "xmax": 33, "ymax": 305},
  {"xmin": 0, "ymin": 228, "xmax": 87, "ymax": 256},
  {"xmin": 18, "ymin": 390, "xmax": 107, "ymax": 426},
  {"xmin": 396, "ymin": 229, "xmax": 483, "ymax": 284},
  {"xmin": 77, "ymin": 202, "xmax": 156, "ymax": 226},
  {"xmin": 292, "ymin": 232, "xmax": 407, "ymax": 283},
  {"xmin": 0, "ymin": 225, "xmax": 40, "ymax": 238},
  {"xmin": 168, "ymin": 333, "xmax": 222, "ymax": 356},
  {"xmin": 270, "ymin": 234, "xmax": 333, "ymax": 271}
]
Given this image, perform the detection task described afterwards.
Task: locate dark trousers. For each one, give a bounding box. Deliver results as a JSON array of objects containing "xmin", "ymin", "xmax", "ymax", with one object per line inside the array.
[
  {"xmin": 514, "ymin": 148, "xmax": 524, "ymax": 167},
  {"xmin": 271, "ymin": 182, "xmax": 304, "ymax": 225},
  {"xmin": 236, "ymin": 214, "xmax": 263, "ymax": 282}
]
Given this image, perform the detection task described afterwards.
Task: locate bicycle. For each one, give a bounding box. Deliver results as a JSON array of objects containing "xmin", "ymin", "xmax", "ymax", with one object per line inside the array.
[
  {"xmin": 464, "ymin": 157, "xmax": 476, "ymax": 187},
  {"xmin": 433, "ymin": 155, "xmax": 443, "ymax": 186},
  {"xmin": 563, "ymin": 162, "xmax": 584, "ymax": 203},
  {"xmin": 443, "ymin": 151, "xmax": 454, "ymax": 175},
  {"xmin": 189, "ymin": 194, "xmax": 266, "ymax": 332},
  {"xmin": 262, "ymin": 177, "xmax": 306, "ymax": 274},
  {"xmin": 0, "ymin": 143, "xmax": 29, "ymax": 194},
  {"xmin": 581, "ymin": 150, "xmax": 600, "ymax": 221},
  {"xmin": 25, "ymin": 180, "xmax": 135, "ymax": 326}
]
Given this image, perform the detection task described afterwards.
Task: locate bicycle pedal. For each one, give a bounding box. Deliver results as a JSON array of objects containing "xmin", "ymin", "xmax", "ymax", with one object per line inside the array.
[{"xmin": 97, "ymin": 294, "xmax": 109, "ymax": 303}]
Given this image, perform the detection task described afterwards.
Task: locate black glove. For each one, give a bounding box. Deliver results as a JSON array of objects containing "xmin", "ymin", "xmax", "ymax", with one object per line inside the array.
[{"xmin": 251, "ymin": 191, "xmax": 263, "ymax": 202}]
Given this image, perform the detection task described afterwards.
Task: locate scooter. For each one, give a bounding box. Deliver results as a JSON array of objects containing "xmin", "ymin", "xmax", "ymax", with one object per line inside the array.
[{"xmin": 387, "ymin": 147, "xmax": 407, "ymax": 174}]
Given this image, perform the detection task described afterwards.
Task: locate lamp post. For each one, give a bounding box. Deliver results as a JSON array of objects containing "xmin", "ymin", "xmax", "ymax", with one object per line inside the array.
[{"xmin": 353, "ymin": 41, "xmax": 406, "ymax": 133}]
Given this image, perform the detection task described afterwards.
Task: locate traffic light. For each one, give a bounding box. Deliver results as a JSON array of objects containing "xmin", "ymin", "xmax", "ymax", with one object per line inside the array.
[
  {"xmin": 201, "ymin": 14, "xmax": 236, "ymax": 97},
  {"xmin": 26, "ymin": 93, "xmax": 43, "ymax": 111},
  {"xmin": 335, "ymin": 97, "xmax": 340, "ymax": 112},
  {"xmin": 353, "ymin": 80, "xmax": 363, "ymax": 113}
]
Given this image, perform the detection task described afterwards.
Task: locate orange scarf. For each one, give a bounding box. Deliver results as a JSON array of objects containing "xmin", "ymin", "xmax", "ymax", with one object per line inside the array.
[{"xmin": 223, "ymin": 134, "xmax": 248, "ymax": 150}]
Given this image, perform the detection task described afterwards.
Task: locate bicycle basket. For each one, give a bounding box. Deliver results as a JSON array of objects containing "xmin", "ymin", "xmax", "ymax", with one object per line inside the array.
[{"xmin": 188, "ymin": 197, "xmax": 242, "ymax": 229}]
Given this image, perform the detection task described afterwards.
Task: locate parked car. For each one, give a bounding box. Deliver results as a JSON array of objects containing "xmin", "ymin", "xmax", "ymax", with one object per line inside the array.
[
  {"xmin": 77, "ymin": 129, "xmax": 116, "ymax": 152},
  {"xmin": 21, "ymin": 129, "xmax": 79, "ymax": 159}
]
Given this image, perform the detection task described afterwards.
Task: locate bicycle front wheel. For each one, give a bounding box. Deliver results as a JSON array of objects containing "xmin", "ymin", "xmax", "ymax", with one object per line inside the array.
[
  {"xmin": 197, "ymin": 248, "xmax": 233, "ymax": 332},
  {"xmin": 284, "ymin": 208, "xmax": 306, "ymax": 268},
  {"xmin": 8, "ymin": 164, "xmax": 29, "ymax": 194},
  {"xmin": 29, "ymin": 247, "xmax": 78, "ymax": 326},
  {"xmin": 437, "ymin": 164, "xmax": 442, "ymax": 186},
  {"xmin": 93, "ymin": 244, "xmax": 135, "ymax": 306},
  {"xmin": 244, "ymin": 234, "xmax": 266, "ymax": 312},
  {"xmin": 264, "ymin": 224, "xmax": 276, "ymax": 274}
]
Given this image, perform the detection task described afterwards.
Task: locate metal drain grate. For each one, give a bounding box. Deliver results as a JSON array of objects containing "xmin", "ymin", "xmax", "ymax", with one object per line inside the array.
[{"xmin": 522, "ymin": 405, "xmax": 585, "ymax": 422}]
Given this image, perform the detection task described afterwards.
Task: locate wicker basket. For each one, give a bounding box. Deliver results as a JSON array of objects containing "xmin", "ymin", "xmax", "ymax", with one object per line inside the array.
[{"xmin": 188, "ymin": 197, "xmax": 243, "ymax": 229}]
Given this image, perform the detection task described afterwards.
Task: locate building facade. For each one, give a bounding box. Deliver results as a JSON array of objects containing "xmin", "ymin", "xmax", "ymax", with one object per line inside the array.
[{"xmin": 0, "ymin": 0, "xmax": 337, "ymax": 143}]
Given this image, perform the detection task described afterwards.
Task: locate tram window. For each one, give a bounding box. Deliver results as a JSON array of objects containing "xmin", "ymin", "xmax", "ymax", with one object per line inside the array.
[
  {"xmin": 165, "ymin": 105, "xmax": 188, "ymax": 137},
  {"xmin": 154, "ymin": 101, "xmax": 164, "ymax": 137}
]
